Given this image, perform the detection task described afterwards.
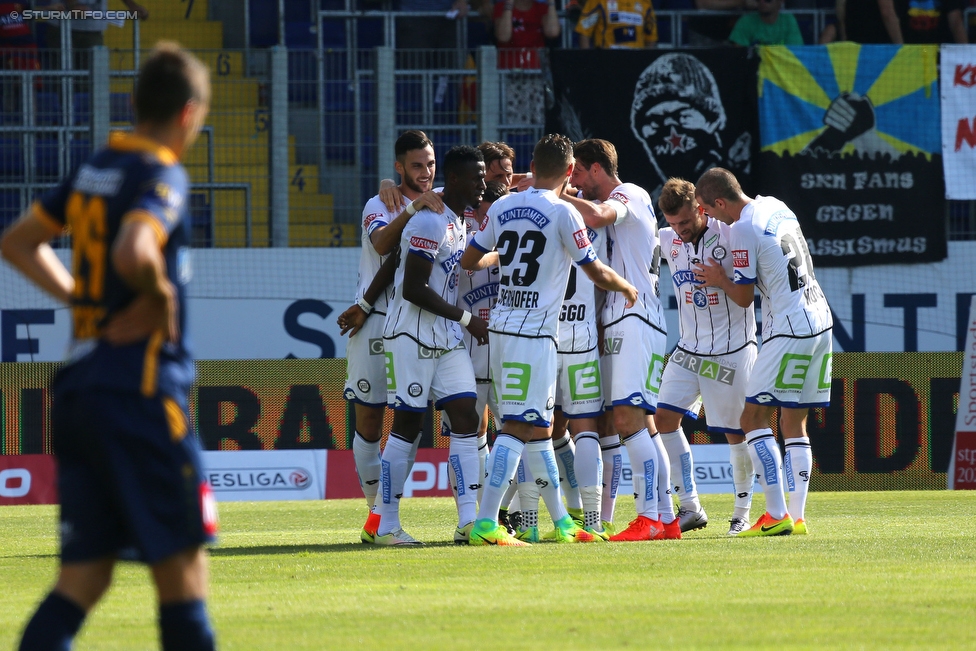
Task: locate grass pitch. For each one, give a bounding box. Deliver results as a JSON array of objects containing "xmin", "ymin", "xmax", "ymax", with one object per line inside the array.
[{"xmin": 2, "ymin": 491, "xmax": 975, "ymax": 650}]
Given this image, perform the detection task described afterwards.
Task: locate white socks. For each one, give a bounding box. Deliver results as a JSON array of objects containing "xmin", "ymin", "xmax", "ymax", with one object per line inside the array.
[
  {"xmin": 600, "ymin": 435, "xmax": 622, "ymax": 524},
  {"xmin": 524, "ymin": 439, "xmax": 568, "ymax": 525},
  {"xmin": 621, "ymin": 428, "xmax": 658, "ymax": 520},
  {"xmin": 516, "ymin": 460, "xmax": 540, "ymax": 528},
  {"xmin": 650, "ymin": 432, "xmax": 675, "ymax": 524},
  {"xmin": 476, "ymin": 434, "xmax": 524, "ymax": 523},
  {"xmin": 552, "ymin": 431, "xmax": 581, "ymax": 510},
  {"xmin": 573, "ymin": 431, "xmax": 603, "ymax": 529},
  {"xmin": 477, "ymin": 434, "xmax": 489, "ymax": 504},
  {"xmin": 784, "ymin": 437, "xmax": 812, "ymax": 522},
  {"xmin": 661, "ymin": 428, "xmax": 700, "ymax": 512},
  {"xmin": 729, "ymin": 441, "xmax": 754, "ymax": 520},
  {"xmin": 375, "ymin": 434, "xmax": 414, "ymax": 536},
  {"xmin": 745, "ymin": 428, "xmax": 788, "ymax": 520},
  {"xmin": 449, "ymin": 433, "xmax": 481, "ymax": 527},
  {"xmin": 352, "ymin": 431, "xmax": 381, "ymax": 510}
]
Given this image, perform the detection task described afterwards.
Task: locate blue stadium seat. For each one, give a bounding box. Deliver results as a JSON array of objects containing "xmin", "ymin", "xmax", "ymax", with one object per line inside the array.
[
  {"xmin": 69, "ymin": 137, "xmax": 91, "ymax": 171},
  {"xmin": 190, "ymin": 192, "xmax": 213, "ymax": 247},
  {"xmin": 73, "ymin": 91, "xmax": 90, "ymax": 126},
  {"xmin": 0, "ymin": 136, "xmax": 25, "ymax": 179},
  {"xmin": 35, "ymin": 91, "xmax": 61, "ymax": 127},
  {"xmin": 110, "ymin": 92, "xmax": 132, "ymax": 123},
  {"xmin": 0, "ymin": 189, "xmax": 21, "ymax": 230},
  {"xmin": 35, "ymin": 136, "xmax": 59, "ymax": 179}
]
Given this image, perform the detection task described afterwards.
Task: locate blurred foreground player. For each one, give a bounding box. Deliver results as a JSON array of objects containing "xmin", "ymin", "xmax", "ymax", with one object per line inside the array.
[{"xmin": 2, "ymin": 42, "xmax": 218, "ymax": 650}]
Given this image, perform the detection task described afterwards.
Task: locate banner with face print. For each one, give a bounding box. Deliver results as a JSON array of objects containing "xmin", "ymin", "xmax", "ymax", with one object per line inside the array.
[
  {"xmin": 546, "ymin": 48, "xmax": 760, "ymax": 204},
  {"xmin": 757, "ymin": 43, "xmax": 946, "ymax": 267}
]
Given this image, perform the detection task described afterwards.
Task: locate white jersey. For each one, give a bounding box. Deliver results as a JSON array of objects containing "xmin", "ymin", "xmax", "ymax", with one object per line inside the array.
[
  {"xmin": 354, "ymin": 195, "xmax": 400, "ymax": 315},
  {"xmin": 661, "ymin": 217, "xmax": 756, "ymax": 355},
  {"xmin": 458, "ymin": 211, "xmax": 498, "ymax": 380},
  {"xmin": 602, "ymin": 182, "xmax": 666, "ymax": 333},
  {"xmin": 470, "ymin": 187, "xmax": 598, "ymax": 341},
  {"xmin": 383, "ymin": 206, "xmax": 466, "ymax": 351},
  {"xmin": 730, "ymin": 195, "xmax": 833, "ymax": 340},
  {"xmin": 557, "ymin": 225, "xmax": 606, "ymax": 353}
]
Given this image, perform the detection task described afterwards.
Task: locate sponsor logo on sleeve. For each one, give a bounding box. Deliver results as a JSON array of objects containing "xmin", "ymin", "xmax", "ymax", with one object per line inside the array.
[
  {"xmin": 573, "ymin": 229, "xmax": 591, "ymax": 249},
  {"xmin": 410, "ymin": 236, "xmax": 438, "ymax": 253},
  {"xmin": 364, "ymin": 212, "xmax": 383, "ymax": 230},
  {"xmin": 732, "ymin": 250, "xmax": 749, "ymax": 267},
  {"xmin": 608, "ymin": 191, "xmax": 629, "ymax": 204}
]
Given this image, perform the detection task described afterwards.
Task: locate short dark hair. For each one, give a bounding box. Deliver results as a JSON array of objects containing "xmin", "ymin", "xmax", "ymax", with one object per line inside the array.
[
  {"xmin": 573, "ymin": 139, "xmax": 618, "ymax": 178},
  {"xmin": 695, "ymin": 168, "xmax": 742, "ymax": 205},
  {"xmin": 532, "ymin": 134, "xmax": 574, "ymax": 178},
  {"xmin": 133, "ymin": 41, "xmax": 209, "ymax": 125},
  {"xmin": 483, "ymin": 180, "xmax": 510, "ymax": 204},
  {"xmin": 443, "ymin": 145, "xmax": 483, "ymax": 178},
  {"xmin": 659, "ymin": 178, "xmax": 696, "ymax": 216},
  {"xmin": 478, "ymin": 141, "xmax": 516, "ymax": 167},
  {"xmin": 395, "ymin": 130, "xmax": 434, "ymax": 161}
]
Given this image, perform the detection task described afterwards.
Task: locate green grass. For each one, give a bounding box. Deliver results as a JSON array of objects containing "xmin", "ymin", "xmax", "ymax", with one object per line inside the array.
[{"xmin": 3, "ymin": 491, "xmax": 976, "ymax": 649}]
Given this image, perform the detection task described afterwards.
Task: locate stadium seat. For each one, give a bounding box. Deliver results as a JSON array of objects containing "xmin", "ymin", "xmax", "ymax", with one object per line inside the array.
[
  {"xmin": 35, "ymin": 91, "xmax": 61, "ymax": 127},
  {"xmin": 73, "ymin": 91, "xmax": 90, "ymax": 126},
  {"xmin": 0, "ymin": 136, "xmax": 25, "ymax": 179},
  {"xmin": 34, "ymin": 136, "xmax": 59, "ymax": 179},
  {"xmin": 190, "ymin": 191, "xmax": 213, "ymax": 247},
  {"xmin": 0, "ymin": 188, "xmax": 21, "ymax": 229},
  {"xmin": 110, "ymin": 92, "xmax": 133, "ymax": 123}
]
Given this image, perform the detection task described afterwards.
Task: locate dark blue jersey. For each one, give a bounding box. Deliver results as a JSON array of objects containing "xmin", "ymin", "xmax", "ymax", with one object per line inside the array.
[{"xmin": 37, "ymin": 131, "xmax": 194, "ymax": 399}]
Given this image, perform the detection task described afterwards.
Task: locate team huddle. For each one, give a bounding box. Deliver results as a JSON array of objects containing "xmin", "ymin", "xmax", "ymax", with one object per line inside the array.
[{"xmin": 340, "ymin": 131, "xmax": 834, "ymax": 546}]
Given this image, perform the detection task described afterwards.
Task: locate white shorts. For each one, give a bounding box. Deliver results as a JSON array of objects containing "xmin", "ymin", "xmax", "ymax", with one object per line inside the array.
[
  {"xmin": 555, "ymin": 348, "xmax": 604, "ymax": 418},
  {"xmin": 746, "ymin": 331, "xmax": 832, "ymax": 408},
  {"xmin": 343, "ymin": 314, "xmax": 388, "ymax": 406},
  {"xmin": 602, "ymin": 317, "xmax": 667, "ymax": 412},
  {"xmin": 385, "ymin": 336, "xmax": 477, "ymax": 412},
  {"xmin": 658, "ymin": 344, "xmax": 757, "ymax": 434},
  {"xmin": 490, "ymin": 333, "xmax": 557, "ymax": 427}
]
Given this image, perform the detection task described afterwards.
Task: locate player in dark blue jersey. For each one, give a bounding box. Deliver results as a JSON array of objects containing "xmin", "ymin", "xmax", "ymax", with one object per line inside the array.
[{"xmin": 1, "ymin": 42, "xmax": 217, "ymax": 651}]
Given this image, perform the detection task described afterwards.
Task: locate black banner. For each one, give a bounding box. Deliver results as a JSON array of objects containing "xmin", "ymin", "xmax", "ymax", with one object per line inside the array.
[
  {"xmin": 755, "ymin": 44, "xmax": 947, "ymax": 267},
  {"xmin": 546, "ymin": 48, "xmax": 760, "ymax": 204}
]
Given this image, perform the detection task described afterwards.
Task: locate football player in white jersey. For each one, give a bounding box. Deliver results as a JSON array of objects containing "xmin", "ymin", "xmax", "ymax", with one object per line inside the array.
[
  {"xmin": 343, "ymin": 131, "xmax": 445, "ymax": 542},
  {"xmin": 658, "ymin": 178, "xmax": 758, "ymax": 536},
  {"xmin": 561, "ymin": 138, "xmax": 677, "ymax": 542},
  {"xmin": 695, "ymin": 168, "xmax": 833, "ymax": 537},
  {"xmin": 461, "ymin": 134, "xmax": 638, "ymax": 546},
  {"xmin": 371, "ymin": 145, "xmax": 490, "ymax": 546}
]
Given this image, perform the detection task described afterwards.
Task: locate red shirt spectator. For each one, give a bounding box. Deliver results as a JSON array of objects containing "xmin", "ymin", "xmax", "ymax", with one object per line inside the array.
[
  {"xmin": 494, "ymin": 0, "xmax": 560, "ymax": 69},
  {"xmin": 0, "ymin": 3, "xmax": 39, "ymax": 71}
]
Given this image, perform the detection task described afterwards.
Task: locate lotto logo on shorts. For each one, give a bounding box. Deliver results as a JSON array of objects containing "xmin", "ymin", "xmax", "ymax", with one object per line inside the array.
[
  {"xmin": 573, "ymin": 229, "xmax": 591, "ymax": 249},
  {"xmin": 410, "ymin": 236, "xmax": 438, "ymax": 253},
  {"xmin": 732, "ymin": 250, "xmax": 749, "ymax": 267}
]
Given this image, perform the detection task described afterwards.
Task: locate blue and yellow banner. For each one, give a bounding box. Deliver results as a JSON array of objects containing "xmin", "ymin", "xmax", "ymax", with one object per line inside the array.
[{"xmin": 757, "ymin": 44, "xmax": 946, "ymax": 267}]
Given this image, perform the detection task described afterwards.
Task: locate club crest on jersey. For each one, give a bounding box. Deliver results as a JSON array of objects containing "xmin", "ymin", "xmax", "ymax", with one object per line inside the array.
[
  {"xmin": 712, "ymin": 245, "xmax": 727, "ymax": 260},
  {"xmin": 408, "ymin": 383, "xmax": 424, "ymax": 397},
  {"xmin": 573, "ymin": 229, "xmax": 591, "ymax": 249},
  {"xmin": 357, "ymin": 379, "xmax": 370, "ymax": 393},
  {"xmin": 498, "ymin": 207, "xmax": 550, "ymax": 228},
  {"xmin": 692, "ymin": 289, "xmax": 709, "ymax": 309},
  {"xmin": 732, "ymin": 250, "xmax": 749, "ymax": 267},
  {"xmin": 410, "ymin": 236, "xmax": 438, "ymax": 253}
]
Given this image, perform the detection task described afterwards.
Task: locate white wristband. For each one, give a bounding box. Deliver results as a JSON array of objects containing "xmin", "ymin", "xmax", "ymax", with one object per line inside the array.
[
  {"xmin": 459, "ymin": 310, "xmax": 472, "ymax": 327},
  {"xmin": 405, "ymin": 201, "xmax": 417, "ymax": 216},
  {"xmin": 357, "ymin": 296, "xmax": 373, "ymax": 313}
]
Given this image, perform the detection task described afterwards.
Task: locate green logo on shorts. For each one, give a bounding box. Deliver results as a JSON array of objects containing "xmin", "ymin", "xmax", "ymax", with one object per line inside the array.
[
  {"xmin": 776, "ymin": 354, "xmax": 812, "ymax": 389},
  {"xmin": 385, "ymin": 352, "xmax": 396, "ymax": 391},
  {"xmin": 500, "ymin": 362, "xmax": 531, "ymax": 401},
  {"xmin": 568, "ymin": 361, "xmax": 601, "ymax": 401},
  {"xmin": 818, "ymin": 353, "xmax": 833, "ymax": 389},
  {"xmin": 646, "ymin": 354, "xmax": 665, "ymax": 393}
]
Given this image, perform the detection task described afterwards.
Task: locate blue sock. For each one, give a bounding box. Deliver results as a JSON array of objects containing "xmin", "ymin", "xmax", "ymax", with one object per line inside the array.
[
  {"xmin": 159, "ymin": 600, "xmax": 215, "ymax": 651},
  {"xmin": 19, "ymin": 591, "xmax": 86, "ymax": 651}
]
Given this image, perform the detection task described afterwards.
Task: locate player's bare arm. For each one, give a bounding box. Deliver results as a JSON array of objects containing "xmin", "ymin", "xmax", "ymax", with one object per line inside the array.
[
  {"xmin": 695, "ymin": 258, "xmax": 754, "ymax": 308},
  {"xmin": 560, "ymin": 191, "xmax": 620, "ymax": 229},
  {"xmin": 111, "ymin": 218, "xmax": 179, "ymax": 343},
  {"xmin": 459, "ymin": 244, "xmax": 498, "ymax": 272},
  {"xmin": 580, "ymin": 260, "xmax": 638, "ymax": 308},
  {"xmin": 402, "ymin": 252, "xmax": 489, "ymax": 345},
  {"xmin": 371, "ymin": 191, "xmax": 446, "ymax": 256},
  {"xmin": 337, "ymin": 248, "xmax": 400, "ymax": 336},
  {"xmin": 0, "ymin": 210, "xmax": 73, "ymax": 304}
]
